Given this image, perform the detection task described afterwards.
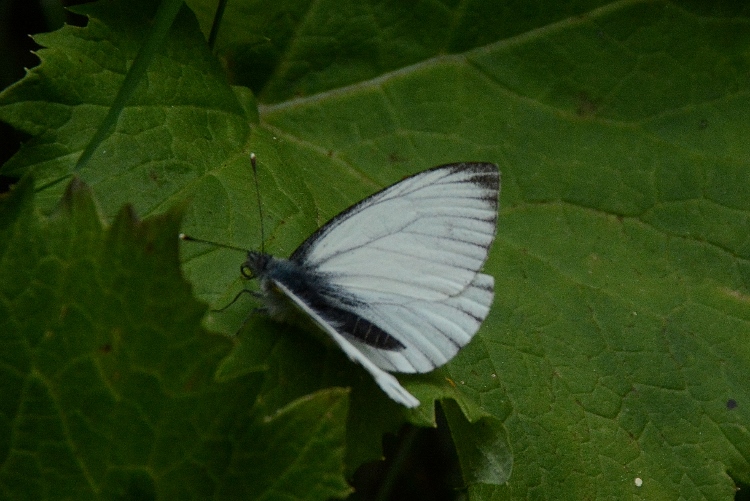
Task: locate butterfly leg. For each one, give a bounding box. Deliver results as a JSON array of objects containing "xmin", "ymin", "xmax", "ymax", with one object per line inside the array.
[{"xmin": 211, "ymin": 288, "xmax": 260, "ymax": 312}]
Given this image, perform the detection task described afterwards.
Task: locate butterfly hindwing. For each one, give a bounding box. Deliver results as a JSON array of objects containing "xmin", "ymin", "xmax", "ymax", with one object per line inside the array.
[
  {"xmin": 271, "ymin": 279, "xmax": 421, "ymax": 408},
  {"xmin": 346, "ymin": 272, "xmax": 494, "ymax": 373}
]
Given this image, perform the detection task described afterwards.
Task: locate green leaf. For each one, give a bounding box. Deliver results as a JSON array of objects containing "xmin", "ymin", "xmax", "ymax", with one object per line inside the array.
[
  {"xmin": 443, "ymin": 400, "xmax": 512, "ymax": 486},
  {"xmin": 222, "ymin": 388, "xmax": 352, "ymax": 500},
  {"xmin": 3, "ymin": 0, "xmax": 750, "ymax": 498},
  {"xmin": 185, "ymin": 0, "xmax": 617, "ymax": 103},
  {"xmin": 0, "ymin": 177, "xmax": 351, "ymax": 500},
  {"xmin": 0, "ymin": 0, "xmax": 250, "ymax": 216}
]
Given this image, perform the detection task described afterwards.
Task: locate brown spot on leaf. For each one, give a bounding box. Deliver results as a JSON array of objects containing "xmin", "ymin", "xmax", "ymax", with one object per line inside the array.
[{"xmin": 576, "ymin": 92, "xmax": 598, "ymax": 117}]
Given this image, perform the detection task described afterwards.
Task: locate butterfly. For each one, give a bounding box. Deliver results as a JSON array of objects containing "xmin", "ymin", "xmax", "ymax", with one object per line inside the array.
[{"xmin": 185, "ymin": 161, "xmax": 500, "ymax": 408}]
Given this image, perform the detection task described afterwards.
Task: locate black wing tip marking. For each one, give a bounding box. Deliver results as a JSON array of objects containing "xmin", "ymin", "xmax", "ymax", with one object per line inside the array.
[
  {"xmin": 437, "ymin": 162, "xmax": 499, "ymax": 201},
  {"xmin": 437, "ymin": 161, "xmax": 498, "ymax": 172}
]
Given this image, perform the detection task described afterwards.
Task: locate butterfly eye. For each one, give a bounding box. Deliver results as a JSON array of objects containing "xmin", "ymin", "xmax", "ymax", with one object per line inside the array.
[{"xmin": 241, "ymin": 264, "xmax": 254, "ymax": 279}]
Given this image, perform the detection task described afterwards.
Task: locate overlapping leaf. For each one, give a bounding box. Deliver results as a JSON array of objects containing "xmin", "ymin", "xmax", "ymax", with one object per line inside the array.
[{"xmin": 0, "ymin": 178, "xmax": 351, "ymax": 500}]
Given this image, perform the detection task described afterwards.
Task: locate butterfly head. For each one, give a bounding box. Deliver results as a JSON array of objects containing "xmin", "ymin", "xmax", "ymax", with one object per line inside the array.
[{"xmin": 241, "ymin": 251, "xmax": 271, "ymax": 280}]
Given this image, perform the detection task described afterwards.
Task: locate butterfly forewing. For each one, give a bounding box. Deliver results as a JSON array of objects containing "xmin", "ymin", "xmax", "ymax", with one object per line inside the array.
[{"xmin": 291, "ymin": 163, "xmax": 499, "ymax": 303}]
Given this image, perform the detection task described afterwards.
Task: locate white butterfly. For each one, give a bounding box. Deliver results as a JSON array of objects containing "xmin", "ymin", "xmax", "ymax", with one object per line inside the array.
[{"xmin": 185, "ymin": 162, "xmax": 499, "ymax": 408}]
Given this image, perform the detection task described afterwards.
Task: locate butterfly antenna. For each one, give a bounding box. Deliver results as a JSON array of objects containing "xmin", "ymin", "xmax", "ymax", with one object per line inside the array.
[
  {"xmin": 250, "ymin": 153, "xmax": 265, "ymax": 254},
  {"xmin": 178, "ymin": 233, "xmax": 248, "ymax": 254}
]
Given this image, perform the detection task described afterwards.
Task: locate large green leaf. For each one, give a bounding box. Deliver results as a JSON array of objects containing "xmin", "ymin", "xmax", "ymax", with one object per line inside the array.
[{"xmin": 1, "ymin": 0, "xmax": 750, "ymax": 498}]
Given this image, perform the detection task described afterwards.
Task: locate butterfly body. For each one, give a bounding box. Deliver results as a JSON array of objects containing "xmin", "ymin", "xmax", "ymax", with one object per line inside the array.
[
  {"xmin": 246, "ymin": 252, "xmax": 407, "ymax": 348},
  {"xmin": 240, "ymin": 162, "xmax": 500, "ymax": 408}
]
